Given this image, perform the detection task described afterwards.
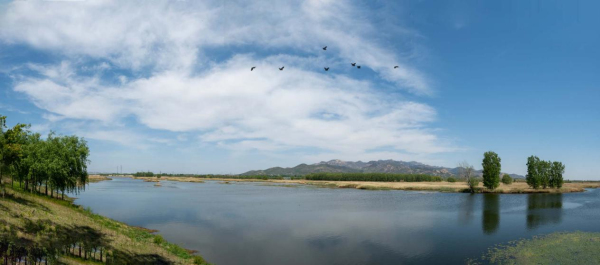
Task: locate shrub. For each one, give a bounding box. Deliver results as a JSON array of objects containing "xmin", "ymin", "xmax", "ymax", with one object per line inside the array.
[
  {"xmin": 153, "ymin": 235, "xmax": 165, "ymax": 245},
  {"xmin": 468, "ymin": 178, "xmax": 480, "ymax": 192},
  {"xmin": 193, "ymin": 256, "xmax": 209, "ymax": 265},
  {"xmin": 501, "ymin": 174, "xmax": 513, "ymax": 185},
  {"xmin": 447, "ymin": 177, "xmax": 456, "ymax": 183}
]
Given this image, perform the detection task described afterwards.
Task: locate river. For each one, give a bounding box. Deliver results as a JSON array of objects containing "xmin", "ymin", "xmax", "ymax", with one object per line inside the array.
[{"xmin": 71, "ymin": 178, "xmax": 600, "ymax": 265}]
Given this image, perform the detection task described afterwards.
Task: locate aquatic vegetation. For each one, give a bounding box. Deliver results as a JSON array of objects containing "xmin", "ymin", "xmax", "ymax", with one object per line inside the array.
[{"xmin": 477, "ymin": 231, "xmax": 600, "ymax": 265}]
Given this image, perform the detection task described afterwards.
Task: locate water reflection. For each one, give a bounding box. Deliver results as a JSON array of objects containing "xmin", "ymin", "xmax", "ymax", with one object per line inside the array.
[
  {"xmin": 527, "ymin": 194, "xmax": 563, "ymax": 230},
  {"xmin": 459, "ymin": 194, "xmax": 476, "ymax": 225},
  {"xmin": 71, "ymin": 178, "xmax": 600, "ymax": 265},
  {"xmin": 482, "ymin": 194, "xmax": 500, "ymax": 235}
]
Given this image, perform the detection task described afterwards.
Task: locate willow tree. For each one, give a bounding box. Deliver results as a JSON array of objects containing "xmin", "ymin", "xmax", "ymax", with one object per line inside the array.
[
  {"xmin": 46, "ymin": 133, "xmax": 90, "ymax": 199},
  {"xmin": 3, "ymin": 123, "xmax": 31, "ymax": 189}
]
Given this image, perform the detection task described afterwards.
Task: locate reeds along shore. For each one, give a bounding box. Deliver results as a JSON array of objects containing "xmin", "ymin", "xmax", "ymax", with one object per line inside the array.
[{"xmin": 113, "ymin": 174, "xmax": 600, "ymax": 194}]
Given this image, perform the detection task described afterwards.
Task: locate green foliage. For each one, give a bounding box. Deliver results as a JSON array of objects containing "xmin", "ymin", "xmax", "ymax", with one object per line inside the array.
[
  {"xmin": 133, "ymin": 171, "xmax": 154, "ymax": 177},
  {"xmin": 481, "ymin": 232, "xmax": 600, "ymax": 265},
  {"xmin": 447, "ymin": 177, "xmax": 456, "ymax": 183},
  {"xmin": 193, "ymin": 255, "xmax": 212, "ymax": 265},
  {"xmin": 550, "ymin": 162, "xmax": 565, "ymax": 188},
  {"xmin": 0, "ymin": 115, "xmax": 90, "ymax": 199},
  {"xmin": 526, "ymin": 156, "xmax": 565, "ymax": 189},
  {"xmin": 468, "ymin": 178, "xmax": 480, "ymax": 192},
  {"xmin": 482, "ymin": 151, "xmax": 501, "ymax": 190},
  {"xmin": 2, "ymin": 187, "xmax": 209, "ymax": 264},
  {"xmin": 527, "ymin": 155, "xmax": 541, "ymax": 189},
  {"xmin": 0, "ymin": 115, "xmax": 6, "ymax": 197},
  {"xmin": 501, "ymin": 174, "xmax": 513, "ymax": 185},
  {"xmin": 305, "ymin": 172, "xmax": 443, "ymax": 182},
  {"xmin": 153, "ymin": 235, "xmax": 165, "ymax": 245},
  {"xmin": 538, "ymin": 160, "xmax": 551, "ymax": 188},
  {"xmin": 193, "ymin": 175, "xmax": 284, "ymax": 180}
]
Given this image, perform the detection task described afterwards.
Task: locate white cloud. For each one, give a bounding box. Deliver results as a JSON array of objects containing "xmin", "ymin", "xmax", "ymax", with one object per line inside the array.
[
  {"xmin": 1, "ymin": 0, "xmax": 429, "ymax": 93},
  {"xmin": 1, "ymin": 0, "xmax": 455, "ymax": 162}
]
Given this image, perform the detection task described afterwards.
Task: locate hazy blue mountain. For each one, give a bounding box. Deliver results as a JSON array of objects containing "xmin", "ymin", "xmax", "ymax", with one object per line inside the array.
[{"xmin": 242, "ymin": 159, "xmax": 525, "ymax": 179}]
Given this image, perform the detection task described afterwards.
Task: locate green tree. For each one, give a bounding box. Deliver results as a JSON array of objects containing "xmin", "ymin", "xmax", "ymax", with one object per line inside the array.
[
  {"xmin": 0, "ymin": 115, "xmax": 90, "ymax": 200},
  {"xmin": 538, "ymin": 160, "xmax": 551, "ymax": 189},
  {"xmin": 482, "ymin": 151, "xmax": 501, "ymax": 190},
  {"xmin": 0, "ymin": 115, "xmax": 6, "ymax": 197},
  {"xmin": 501, "ymin": 174, "xmax": 513, "ymax": 185},
  {"xmin": 550, "ymin": 161, "xmax": 565, "ymax": 188},
  {"xmin": 526, "ymin": 156, "xmax": 541, "ymax": 189},
  {"xmin": 3, "ymin": 123, "xmax": 31, "ymax": 189}
]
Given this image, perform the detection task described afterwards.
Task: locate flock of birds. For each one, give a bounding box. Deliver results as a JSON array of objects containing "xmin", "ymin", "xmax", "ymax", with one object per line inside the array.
[{"xmin": 250, "ymin": 46, "xmax": 400, "ymax": 72}]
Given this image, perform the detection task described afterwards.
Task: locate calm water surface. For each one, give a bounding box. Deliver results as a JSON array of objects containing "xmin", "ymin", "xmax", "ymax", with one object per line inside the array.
[{"xmin": 71, "ymin": 178, "xmax": 600, "ymax": 265}]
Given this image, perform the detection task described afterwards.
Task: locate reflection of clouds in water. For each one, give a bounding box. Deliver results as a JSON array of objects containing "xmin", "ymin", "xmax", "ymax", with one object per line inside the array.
[
  {"xmin": 149, "ymin": 216, "xmax": 435, "ymax": 265},
  {"xmin": 76, "ymin": 180, "xmax": 600, "ymax": 265},
  {"xmin": 147, "ymin": 205, "xmax": 437, "ymax": 265}
]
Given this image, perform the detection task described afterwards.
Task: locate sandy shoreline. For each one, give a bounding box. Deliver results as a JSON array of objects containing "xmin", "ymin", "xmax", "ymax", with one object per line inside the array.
[{"xmin": 99, "ymin": 175, "xmax": 600, "ymax": 193}]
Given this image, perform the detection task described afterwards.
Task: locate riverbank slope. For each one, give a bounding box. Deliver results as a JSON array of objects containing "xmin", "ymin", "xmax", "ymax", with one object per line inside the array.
[{"xmin": 0, "ymin": 185, "xmax": 209, "ymax": 264}]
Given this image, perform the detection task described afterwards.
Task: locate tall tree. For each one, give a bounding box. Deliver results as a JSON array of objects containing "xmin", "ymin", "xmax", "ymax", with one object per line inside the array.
[
  {"xmin": 0, "ymin": 115, "xmax": 6, "ymax": 197},
  {"xmin": 550, "ymin": 161, "xmax": 565, "ymax": 188},
  {"xmin": 482, "ymin": 151, "xmax": 501, "ymax": 190},
  {"xmin": 526, "ymin": 156, "xmax": 541, "ymax": 189},
  {"xmin": 538, "ymin": 160, "xmax": 551, "ymax": 189},
  {"xmin": 3, "ymin": 123, "xmax": 31, "ymax": 189}
]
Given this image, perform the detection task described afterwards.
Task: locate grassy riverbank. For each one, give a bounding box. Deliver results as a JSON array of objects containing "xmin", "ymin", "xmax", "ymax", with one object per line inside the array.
[
  {"xmin": 0, "ymin": 184, "xmax": 209, "ymax": 264},
  {"xmin": 474, "ymin": 231, "xmax": 600, "ymax": 264}
]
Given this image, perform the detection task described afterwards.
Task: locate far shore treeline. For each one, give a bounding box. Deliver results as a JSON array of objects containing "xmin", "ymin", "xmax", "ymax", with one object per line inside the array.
[
  {"xmin": 304, "ymin": 173, "xmax": 442, "ymax": 182},
  {"xmin": 129, "ymin": 151, "xmax": 567, "ymax": 192},
  {"xmin": 0, "ymin": 115, "xmax": 90, "ymax": 199},
  {"xmin": 480, "ymin": 151, "xmax": 565, "ymax": 191}
]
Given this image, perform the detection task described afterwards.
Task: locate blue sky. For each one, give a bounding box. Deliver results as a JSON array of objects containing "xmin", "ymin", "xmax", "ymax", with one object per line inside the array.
[{"xmin": 0, "ymin": 0, "xmax": 598, "ymax": 179}]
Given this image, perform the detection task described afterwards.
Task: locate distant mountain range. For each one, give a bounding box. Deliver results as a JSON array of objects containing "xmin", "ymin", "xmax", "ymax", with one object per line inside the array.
[{"xmin": 242, "ymin": 159, "xmax": 525, "ymax": 179}]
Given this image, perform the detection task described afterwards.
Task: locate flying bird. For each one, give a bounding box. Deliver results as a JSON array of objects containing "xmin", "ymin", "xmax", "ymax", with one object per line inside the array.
[
  {"xmin": 279, "ymin": 66, "xmax": 285, "ymax": 71},
  {"xmin": 322, "ymin": 46, "xmax": 327, "ymax": 50},
  {"xmin": 324, "ymin": 67, "xmax": 329, "ymax": 71},
  {"xmin": 356, "ymin": 65, "xmax": 361, "ymax": 69},
  {"xmin": 351, "ymin": 63, "xmax": 356, "ymax": 67},
  {"xmin": 394, "ymin": 66, "xmax": 399, "ymax": 69},
  {"xmin": 251, "ymin": 67, "xmax": 256, "ymax": 71}
]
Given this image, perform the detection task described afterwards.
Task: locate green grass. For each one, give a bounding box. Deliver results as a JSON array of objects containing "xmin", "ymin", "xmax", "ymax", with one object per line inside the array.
[
  {"xmin": 0, "ymin": 184, "xmax": 210, "ymax": 264},
  {"xmin": 477, "ymin": 231, "xmax": 600, "ymax": 264}
]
